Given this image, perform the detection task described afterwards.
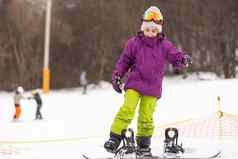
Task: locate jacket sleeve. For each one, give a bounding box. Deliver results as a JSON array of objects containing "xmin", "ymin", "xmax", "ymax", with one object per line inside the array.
[
  {"xmin": 113, "ymin": 38, "xmax": 136, "ymax": 77},
  {"xmin": 164, "ymin": 40, "xmax": 186, "ymax": 70}
]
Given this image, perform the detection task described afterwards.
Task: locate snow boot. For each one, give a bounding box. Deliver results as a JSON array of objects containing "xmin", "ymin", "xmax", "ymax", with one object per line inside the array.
[
  {"xmin": 104, "ymin": 132, "xmax": 121, "ymax": 153},
  {"xmin": 136, "ymin": 136, "xmax": 152, "ymax": 158}
]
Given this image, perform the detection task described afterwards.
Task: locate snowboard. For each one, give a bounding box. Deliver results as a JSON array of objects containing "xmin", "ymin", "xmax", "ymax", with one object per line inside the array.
[{"xmin": 81, "ymin": 151, "xmax": 221, "ymax": 159}]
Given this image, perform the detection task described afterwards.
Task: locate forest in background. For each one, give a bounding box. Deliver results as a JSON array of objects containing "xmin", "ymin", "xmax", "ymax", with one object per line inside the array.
[{"xmin": 0, "ymin": 0, "xmax": 237, "ymax": 91}]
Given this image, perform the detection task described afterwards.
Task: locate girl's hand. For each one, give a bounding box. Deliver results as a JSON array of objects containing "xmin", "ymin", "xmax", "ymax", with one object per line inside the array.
[
  {"xmin": 112, "ymin": 75, "xmax": 123, "ymax": 93},
  {"xmin": 182, "ymin": 54, "xmax": 192, "ymax": 67}
]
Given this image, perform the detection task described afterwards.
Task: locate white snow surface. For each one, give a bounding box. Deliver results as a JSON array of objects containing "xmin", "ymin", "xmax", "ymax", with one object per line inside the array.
[{"xmin": 0, "ymin": 73, "xmax": 238, "ymax": 159}]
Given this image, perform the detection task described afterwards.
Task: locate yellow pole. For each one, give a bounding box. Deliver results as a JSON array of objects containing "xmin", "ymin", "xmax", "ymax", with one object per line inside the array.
[
  {"xmin": 217, "ymin": 96, "xmax": 223, "ymax": 142},
  {"xmin": 217, "ymin": 96, "xmax": 223, "ymax": 118}
]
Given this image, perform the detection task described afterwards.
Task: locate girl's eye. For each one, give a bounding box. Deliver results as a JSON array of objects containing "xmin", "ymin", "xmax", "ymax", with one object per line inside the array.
[
  {"xmin": 145, "ymin": 29, "xmax": 150, "ymax": 32},
  {"xmin": 151, "ymin": 29, "xmax": 158, "ymax": 33}
]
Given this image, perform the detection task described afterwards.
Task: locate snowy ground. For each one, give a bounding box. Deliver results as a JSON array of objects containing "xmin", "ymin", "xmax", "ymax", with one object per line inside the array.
[{"xmin": 0, "ymin": 72, "xmax": 238, "ymax": 159}]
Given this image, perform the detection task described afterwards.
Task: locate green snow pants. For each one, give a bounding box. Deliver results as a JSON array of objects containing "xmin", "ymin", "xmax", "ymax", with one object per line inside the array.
[{"xmin": 111, "ymin": 89, "xmax": 157, "ymax": 137}]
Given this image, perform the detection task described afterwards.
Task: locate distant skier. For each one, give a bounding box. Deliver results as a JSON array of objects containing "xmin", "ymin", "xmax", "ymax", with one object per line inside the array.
[
  {"xmin": 13, "ymin": 86, "xmax": 25, "ymax": 120},
  {"xmin": 80, "ymin": 70, "xmax": 88, "ymax": 94},
  {"xmin": 28, "ymin": 90, "xmax": 43, "ymax": 120},
  {"xmin": 104, "ymin": 6, "xmax": 192, "ymax": 157}
]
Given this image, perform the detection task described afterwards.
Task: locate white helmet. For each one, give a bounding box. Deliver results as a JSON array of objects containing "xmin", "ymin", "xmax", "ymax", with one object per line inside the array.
[{"xmin": 17, "ymin": 86, "xmax": 24, "ymax": 94}]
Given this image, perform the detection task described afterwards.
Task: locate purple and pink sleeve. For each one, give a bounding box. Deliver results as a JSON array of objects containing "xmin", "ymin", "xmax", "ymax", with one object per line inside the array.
[
  {"xmin": 164, "ymin": 40, "xmax": 187, "ymax": 70},
  {"xmin": 112, "ymin": 38, "xmax": 135, "ymax": 78}
]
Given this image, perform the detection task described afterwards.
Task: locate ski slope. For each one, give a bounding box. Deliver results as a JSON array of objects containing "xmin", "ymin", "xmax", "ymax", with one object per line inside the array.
[{"xmin": 0, "ymin": 73, "xmax": 238, "ymax": 159}]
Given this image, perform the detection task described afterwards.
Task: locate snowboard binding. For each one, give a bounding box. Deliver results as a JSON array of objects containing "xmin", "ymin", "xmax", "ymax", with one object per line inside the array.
[
  {"xmin": 114, "ymin": 128, "xmax": 137, "ymax": 159},
  {"xmin": 163, "ymin": 127, "xmax": 184, "ymax": 155}
]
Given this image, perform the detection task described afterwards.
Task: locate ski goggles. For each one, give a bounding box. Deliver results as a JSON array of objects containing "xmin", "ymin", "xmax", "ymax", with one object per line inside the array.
[{"xmin": 142, "ymin": 11, "xmax": 164, "ymax": 25}]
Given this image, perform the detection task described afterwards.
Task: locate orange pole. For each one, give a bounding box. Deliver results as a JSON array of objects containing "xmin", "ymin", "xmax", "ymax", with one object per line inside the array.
[
  {"xmin": 43, "ymin": 0, "xmax": 52, "ymax": 94},
  {"xmin": 43, "ymin": 68, "xmax": 50, "ymax": 93}
]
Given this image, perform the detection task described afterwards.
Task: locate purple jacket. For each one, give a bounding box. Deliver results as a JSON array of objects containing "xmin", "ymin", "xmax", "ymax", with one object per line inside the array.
[{"xmin": 113, "ymin": 32, "xmax": 187, "ymax": 98}]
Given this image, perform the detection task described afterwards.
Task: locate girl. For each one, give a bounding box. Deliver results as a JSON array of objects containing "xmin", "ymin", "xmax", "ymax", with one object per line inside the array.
[{"xmin": 104, "ymin": 6, "xmax": 191, "ymax": 157}]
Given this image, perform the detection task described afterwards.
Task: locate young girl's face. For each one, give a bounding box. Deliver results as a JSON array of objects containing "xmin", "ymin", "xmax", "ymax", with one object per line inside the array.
[{"xmin": 143, "ymin": 27, "xmax": 159, "ymax": 38}]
